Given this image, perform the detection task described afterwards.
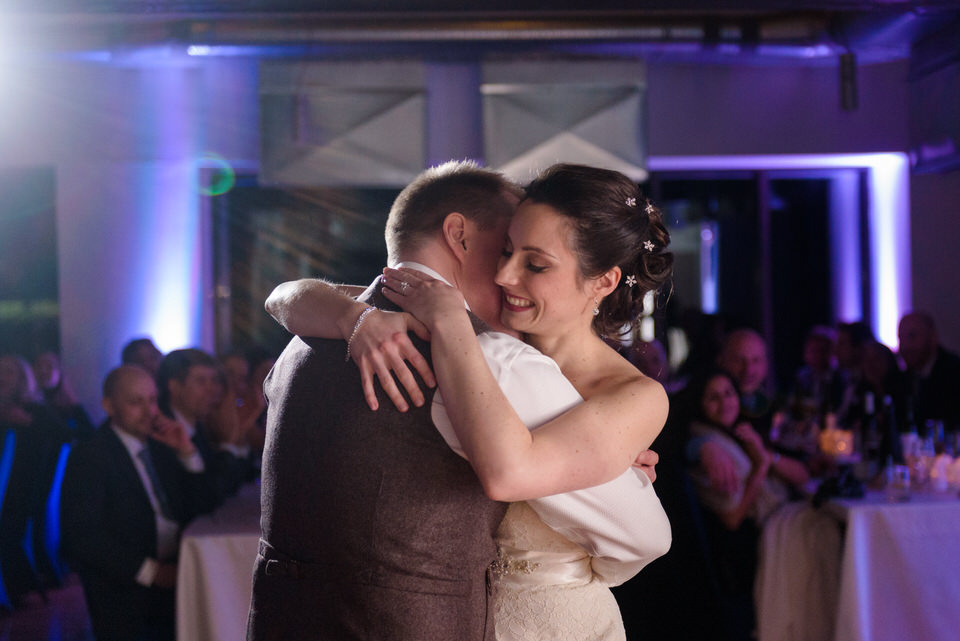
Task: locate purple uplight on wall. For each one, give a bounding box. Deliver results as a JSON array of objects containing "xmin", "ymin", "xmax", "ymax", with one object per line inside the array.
[
  {"xmin": 867, "ymin": 154, "xmax": 911, "ymax": 347},
  {"xmin": 131, "ymin": 67, "xmax": 207, "ymax": 354},
  {"xmin": 648, "ymin": 153, "xmax": 911, "ymax": 347},
  {"xmin": 828, "ymin": 170, "xmax": 863, "ymax": 324}
]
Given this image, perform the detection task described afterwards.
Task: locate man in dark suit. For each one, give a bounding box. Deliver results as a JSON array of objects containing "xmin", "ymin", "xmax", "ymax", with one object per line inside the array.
[
  {"xmin": 157, "ymin": 348, "xmax": 254, "ymax": 503},
  {"xmin": 61, "ymin": 365, "xmax": 214, "ymax": 641},
  {"xmin": 898, "ymin": 311, "xmax": 960, "ymax": 429}
]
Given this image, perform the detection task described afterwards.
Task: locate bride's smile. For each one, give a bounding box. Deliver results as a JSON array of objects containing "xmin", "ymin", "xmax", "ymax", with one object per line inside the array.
[{"xmin": 495, "ymin": 202, "xmax": 600, "ymax": 340}]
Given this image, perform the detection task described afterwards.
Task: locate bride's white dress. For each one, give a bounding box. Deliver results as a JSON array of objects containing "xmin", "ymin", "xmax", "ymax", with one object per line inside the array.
[{"xmin": 492, "ymin": 502, "xmax": 627, "ymax": 641}]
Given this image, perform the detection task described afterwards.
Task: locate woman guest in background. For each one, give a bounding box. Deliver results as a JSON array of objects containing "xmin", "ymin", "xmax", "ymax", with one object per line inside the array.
[
  {"xmin": 686, "ymin": 368, "xmax": 809, "ymax": 641},
  {"xmin": 210, "ymin": 351, "xmax": 267, "ymax": 459},
  {"xmin": 268, "ymin": 164, "xmax": 673, "ymax": 641}
]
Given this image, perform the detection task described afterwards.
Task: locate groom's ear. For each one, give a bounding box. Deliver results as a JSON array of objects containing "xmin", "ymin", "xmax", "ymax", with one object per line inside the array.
[{"xmin": 441, "ymin": 212, "xmax": 469, "ymax": 261}]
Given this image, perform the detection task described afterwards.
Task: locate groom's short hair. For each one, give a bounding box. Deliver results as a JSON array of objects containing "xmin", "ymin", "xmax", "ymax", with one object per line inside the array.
[{"xmin": 385, "ymin": 160, "xmax": 522, "ymax": 263}]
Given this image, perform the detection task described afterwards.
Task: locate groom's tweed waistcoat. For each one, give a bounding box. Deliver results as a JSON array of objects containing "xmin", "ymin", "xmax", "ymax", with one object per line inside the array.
[{"xmin": 247, "ymin": 284, "xmax": 507, "ymax": 641}]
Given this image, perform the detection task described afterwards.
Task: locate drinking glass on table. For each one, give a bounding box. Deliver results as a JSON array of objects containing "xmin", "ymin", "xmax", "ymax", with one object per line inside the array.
[{"xmin": 885, "ymin": 463, "xmax": 911, "ymax": 502}]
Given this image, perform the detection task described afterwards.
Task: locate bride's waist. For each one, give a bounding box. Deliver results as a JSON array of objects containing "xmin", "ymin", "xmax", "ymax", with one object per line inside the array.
[{"xmin": 490, "ymin": 544, "xmax": 593, "ymax": 587}]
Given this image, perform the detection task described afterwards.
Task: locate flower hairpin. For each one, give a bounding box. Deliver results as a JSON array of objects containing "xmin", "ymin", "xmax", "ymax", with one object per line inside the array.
[
  {"xmin": 625, "ymin": 275, "xmax": 637, "ymax": 287},
  {"xmin": 643, "ymin": 240, "xmax": 655, "ymax": 252},
  {"xmin": 625, "ymin": 197, "xmax": 636, "ymax": 207},
  {"xmin": 645, "ymin": 203, "xmax": 656, "ymax": 215}
]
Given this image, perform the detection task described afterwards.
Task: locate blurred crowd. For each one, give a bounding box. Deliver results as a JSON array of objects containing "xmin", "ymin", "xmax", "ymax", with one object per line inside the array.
[
  {"xmin": 2, "ymin": 308, "xmax": 957, "ymax": 640},
  {"xmin": 0, "ymin": 339, "xmax": 276, "ymax": 639},
  {"xmin": 615, "ymin": 309, "xmax": 960, "ymax": 641}
]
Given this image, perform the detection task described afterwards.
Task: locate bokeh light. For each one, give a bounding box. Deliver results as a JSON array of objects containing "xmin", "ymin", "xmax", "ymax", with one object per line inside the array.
[{"xmin": 195, "ymin": 151, "xmax": 236, "ymax": 196}]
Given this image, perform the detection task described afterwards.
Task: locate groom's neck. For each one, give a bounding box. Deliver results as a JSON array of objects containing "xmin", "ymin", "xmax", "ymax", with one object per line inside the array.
[{"xmin": 392, "ymin": 247, "xmax": 458, "ymax": 291}]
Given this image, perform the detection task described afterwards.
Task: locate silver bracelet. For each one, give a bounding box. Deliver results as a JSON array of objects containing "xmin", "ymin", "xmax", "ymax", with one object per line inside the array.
[{"xmin": 345, "ymin": 306, "xmax": 376, "ymax": 362}]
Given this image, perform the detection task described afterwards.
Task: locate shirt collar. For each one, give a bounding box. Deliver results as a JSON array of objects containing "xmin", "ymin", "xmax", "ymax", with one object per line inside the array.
[
  {"xmin": 111, "ymin": 423, "xmax": 146, "ymax": 456},
  {"xmin": 392, "ymin": 261, "xmax": 470, "ymax": 311}
]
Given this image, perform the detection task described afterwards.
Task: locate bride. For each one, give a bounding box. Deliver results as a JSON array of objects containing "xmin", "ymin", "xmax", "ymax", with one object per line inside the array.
[{"xmin": 267, "ymin": 163, "xmax": 674, "ymax": 640}]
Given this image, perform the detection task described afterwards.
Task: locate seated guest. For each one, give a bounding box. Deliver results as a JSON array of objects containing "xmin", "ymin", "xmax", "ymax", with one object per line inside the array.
[
  {"xmin": 220, "ymin": 351, "xmax": 267, "ymax": 433},
  {"xmin": 219, "ymin": 351, "xmax": 251, "ymax": 403},
  {"xmin": 779, "ymin": 326, "xmax": 847, "ymax": 458},
  {"xmin": 121, "ymin": 338, "xmax": 164, "ymax": 378},
  {"xmin": 686, "ymin": 369, "xmax": 808, "ymax": 641},
  {"xmin": 214, "ymin": 351, "xmax": 266, "ymax": 459},
  {"xmin": 835, "ymin": 320, "xmax": 874, "ymax": 384},
  {"xmin": 688, "ymin": 369, "xmax": 809, "ymax": 530},
  {"xmin": 0, "ymin": 354, "xmax": 72, "ymax": 602},
  {"xmin": 897, "ymin": 311, "xmax": 960, "ymax": 429},
  {"xmin": 157, "ymin": 349, "xmax": 253, "ymax": 501},
  {"xmin": 61, "ymin": 365, "xmax": 214, "ymax": 641},
  {"xmin": 716, "ymin": 328, "xmax": 779, "ymax": 438},
  {"xmin": 838, "ymin": 340, "xmax": 909, "ymax": 430},
  {"xmin": 33, "ymin": 351, "xmax": 96, "ymax": 439},
  {"xmin": 789, "ymin": 325, "xmax": 846, "ymax": 417}
]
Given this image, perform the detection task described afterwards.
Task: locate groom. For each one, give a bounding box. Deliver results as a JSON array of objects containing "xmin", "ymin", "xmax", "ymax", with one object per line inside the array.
[{"xmin": 247, "ymin": 161, "xmax": 666, "ymax": 641}]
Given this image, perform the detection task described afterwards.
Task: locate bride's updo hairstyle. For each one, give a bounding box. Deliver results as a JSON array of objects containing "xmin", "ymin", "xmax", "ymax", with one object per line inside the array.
[{"xmin": 523, "ymin": 163, "xmax": 673, "ymax": 337}]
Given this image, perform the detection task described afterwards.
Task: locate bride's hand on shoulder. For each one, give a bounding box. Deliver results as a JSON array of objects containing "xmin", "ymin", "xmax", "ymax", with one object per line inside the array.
[
  {"xmin": 381, "ymin": 267, "xmax": 468, "ymax": 331},
  {"xmin": 347, "ymin": 306, "xmax": 435, "ymax": 412}
]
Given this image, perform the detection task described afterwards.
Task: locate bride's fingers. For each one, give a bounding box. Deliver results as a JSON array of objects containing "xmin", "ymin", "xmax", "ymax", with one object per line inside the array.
[
  {"xmin": 397, "ymin": 335, "xmax": 435, "ymax": 389},
  {"xmin": 384, "ymin": 348, "xmax": 425, "ymax": 408},
  {"xmin": 381, "ymin": 284, "xmax": 404, "ymax": 304},
  {"xmin": 368, "ymin": 354, "xmax": 410, "ymax": 413},
  {"xmin": 357, "ymin": 361, "xmax": 380, "ymax": 411}
]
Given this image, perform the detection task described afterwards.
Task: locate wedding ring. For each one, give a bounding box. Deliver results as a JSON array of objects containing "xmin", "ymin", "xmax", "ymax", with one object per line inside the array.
[{"xmin": 399, "ymin": 281, "xmax": 409, "ymax": 294}]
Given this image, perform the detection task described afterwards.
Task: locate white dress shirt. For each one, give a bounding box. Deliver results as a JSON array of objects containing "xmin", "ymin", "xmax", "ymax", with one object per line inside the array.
[
  {"xmin": 111, "ymin": 425, "xmax": 183, "ymax": 585},
  {"xmin": 394, "ymin": 262, "xmax": 672, "ymax": 586}
]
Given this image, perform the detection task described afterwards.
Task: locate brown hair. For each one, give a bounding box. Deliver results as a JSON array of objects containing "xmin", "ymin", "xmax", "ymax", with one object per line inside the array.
[
  {"xmin": 523, "ymin": 164, "xmax": 673, "ymax": 337},
  {"xmin": 156, "ymin": 348, "xmax": 217, "ymax": 415},
  {"xmin": 385, "ymin": 160, "xmax": 522, "ymax": 263}
]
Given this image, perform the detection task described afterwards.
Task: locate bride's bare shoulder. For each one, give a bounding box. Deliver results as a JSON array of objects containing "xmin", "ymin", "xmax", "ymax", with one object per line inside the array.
[{"xmin": 590, "ymin": 348, "xmax": 668, "ymax": 405}]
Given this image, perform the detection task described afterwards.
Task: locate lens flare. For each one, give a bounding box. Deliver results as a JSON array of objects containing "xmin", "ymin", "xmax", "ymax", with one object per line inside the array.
[{"xmin": 195, "ymin": 152, "xmax": 236, "ymax": 196}]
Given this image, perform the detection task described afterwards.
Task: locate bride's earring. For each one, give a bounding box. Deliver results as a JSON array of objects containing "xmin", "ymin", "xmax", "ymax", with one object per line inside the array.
[{"xmin": 593, "ymin": 299, "xmax": 600, "ymax": 316}]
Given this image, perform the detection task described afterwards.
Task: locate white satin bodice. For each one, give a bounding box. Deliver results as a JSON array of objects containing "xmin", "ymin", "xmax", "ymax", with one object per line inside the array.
[{"xmin": 492, "ymin": 502, "xmax": 627, "ymax": 641}]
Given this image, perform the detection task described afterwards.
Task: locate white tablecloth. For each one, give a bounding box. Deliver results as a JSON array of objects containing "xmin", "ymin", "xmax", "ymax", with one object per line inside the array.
[
  {"xmin": 832, "ymin": 491, "xmax": 960, "ymax": 641},
  {"xmin": 756, "ymin": 502, "xmax": 844, "ymax": 641},
  {"xmin": 758, "ymin": 490, "xmax": 960, "ymax": 641},
  {"xmin": 176, "ymin": 482, "xmax": 261, "ymax": 641}
]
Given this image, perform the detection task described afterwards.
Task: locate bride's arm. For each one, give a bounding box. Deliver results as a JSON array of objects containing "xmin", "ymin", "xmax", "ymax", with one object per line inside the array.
[
  {"xmin": 264, "ymin": 278, "xmax": 435, "ymax": 411},
  {"xmin": 382, "ymin": 268, "xmax": 668, "ymax": 502},
  {"xmin": 266, "ymin": 279, "xmax": 368, "ymax": 339}
]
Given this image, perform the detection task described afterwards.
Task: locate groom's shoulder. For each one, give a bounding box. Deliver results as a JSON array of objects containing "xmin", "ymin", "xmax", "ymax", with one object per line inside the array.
[{"xmin": 271, "ymin": 334, "xmax": 347, "ymax": 378}]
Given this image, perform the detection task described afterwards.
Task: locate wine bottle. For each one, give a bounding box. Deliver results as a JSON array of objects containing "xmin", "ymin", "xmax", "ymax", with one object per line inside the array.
[
  {"xmin": 881, "ymin": 395, "xmax": 905, "ymax": 465},
  {"xmin": 862, "ymin": 391, "xmax": 880, "ymax": 463}
]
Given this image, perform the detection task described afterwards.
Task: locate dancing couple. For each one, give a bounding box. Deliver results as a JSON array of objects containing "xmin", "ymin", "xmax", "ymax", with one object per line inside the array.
[{"xmin": 247, "ymin": 161, "xmax": 674, "ymax": 641}]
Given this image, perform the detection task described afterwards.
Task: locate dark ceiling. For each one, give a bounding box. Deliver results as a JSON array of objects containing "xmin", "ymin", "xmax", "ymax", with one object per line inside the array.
[
  {"xmin": 8, "ymin": 1, "xmax": 960, "ymax": 13},
  {"xmin": 4, "ymin": 0, "xmax": 958, "ymax": 70}
]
